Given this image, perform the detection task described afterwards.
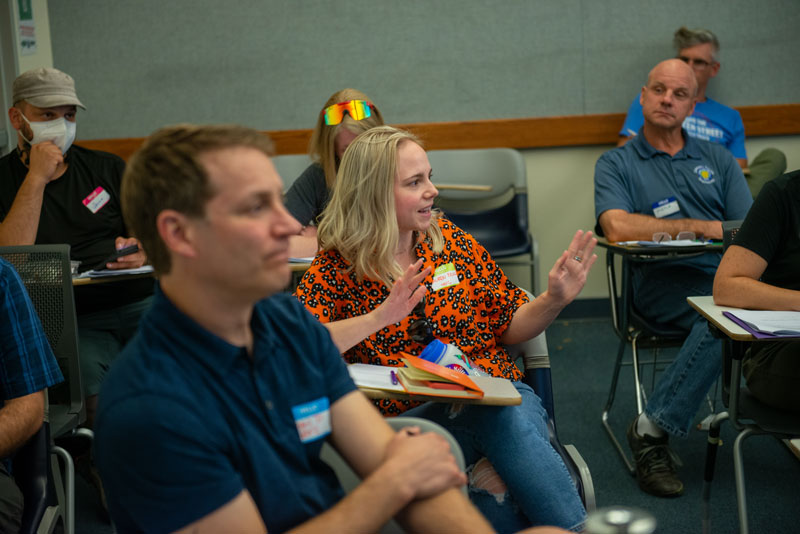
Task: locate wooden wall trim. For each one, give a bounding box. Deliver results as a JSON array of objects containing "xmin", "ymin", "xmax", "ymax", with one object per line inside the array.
[{"xmin": 76, "ymin": 103, "xmax": 800, "ymax": 161}]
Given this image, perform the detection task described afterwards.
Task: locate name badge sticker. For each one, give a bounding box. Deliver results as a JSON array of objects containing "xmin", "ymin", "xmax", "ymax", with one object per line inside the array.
[
  {"xmin": 83, "ymin": 187, "xmax": 110, "ymax": 214},
  {"xmin": 431, "ymin": 262, "xmax": 459, "ymax": 292},
  {"xmin": 652, "ymin": 197, "xmax": 680, "ymax": 219},
  {"xmin": 292, "ymin": 397, "xmax": 331, "ymax": 443}
]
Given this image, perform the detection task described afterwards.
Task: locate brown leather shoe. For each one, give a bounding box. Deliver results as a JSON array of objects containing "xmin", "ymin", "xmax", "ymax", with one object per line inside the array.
[{"xmin": 627, "ymin": 417, "xmax": 684, "ymax": 497}]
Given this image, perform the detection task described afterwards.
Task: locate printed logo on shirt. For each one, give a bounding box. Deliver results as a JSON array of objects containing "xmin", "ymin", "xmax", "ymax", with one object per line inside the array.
[
  {"xmin": 292, "ymin": 397, "xmax": 331, "ymax": 443},
  {"xmin": 694, "ymin": 165, "xmax": 715, "ymax": 184},
  {"xmin": 431, "ymin": 262, "xmax": 460, "ymax": 292},
  {"xmin": 82, "ymin": 187, "xmax": 110, "ymax": 214},
  {"xmin": 683, "ymin": 117, "xmax": 724, "ymax": 144}
]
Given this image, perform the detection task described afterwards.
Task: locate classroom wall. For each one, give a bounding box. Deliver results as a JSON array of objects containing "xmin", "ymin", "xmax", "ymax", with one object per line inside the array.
[
  {"xmin": 45, "ymin": 0, "xmax": 800, "ymax": 140},
  {"xmin": 9, "ymin": 1, "xmax": 800, "ymax": 302}
]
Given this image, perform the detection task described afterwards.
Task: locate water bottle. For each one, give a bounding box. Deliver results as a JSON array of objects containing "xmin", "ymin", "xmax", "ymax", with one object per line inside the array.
[
  {"xmin": 419, "ymin": 339, "xmax": 487, "ymax": 377},
  {"xmin": 584, "ymin": 506, "xmax": 656, "ymax": 534}
]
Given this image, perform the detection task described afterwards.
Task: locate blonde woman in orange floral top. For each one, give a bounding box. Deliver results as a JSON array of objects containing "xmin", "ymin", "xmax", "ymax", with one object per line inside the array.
[{"xmin": 295, "ymin": 126, "xmax": 595, "ymax": 533}]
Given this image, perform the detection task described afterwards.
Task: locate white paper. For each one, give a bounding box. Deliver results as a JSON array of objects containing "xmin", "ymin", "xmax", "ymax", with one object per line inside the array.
[
  {"xmin": 347, "ymin": 364, "xmax": 405, "ymax": 392},
  {"xmin": 728, "ymin": 310, "xmax": 800, "ymax": 335},
  {"xmin": 75, "ymin": 265, "xmax": 155, "ymax": 279}
]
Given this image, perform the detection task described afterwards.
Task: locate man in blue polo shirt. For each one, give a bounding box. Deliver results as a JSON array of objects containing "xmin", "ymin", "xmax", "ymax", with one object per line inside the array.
[
  {"xmin": 595, "ymin": 58, "xmax": 752, "ymax": 498},
  {"xmin": 617, "ymin": 27, "xmax": 786, "ymax": 198},
  {"xmin": 93, "ymin": 124, "xmax": 505, "ymax": 533}
]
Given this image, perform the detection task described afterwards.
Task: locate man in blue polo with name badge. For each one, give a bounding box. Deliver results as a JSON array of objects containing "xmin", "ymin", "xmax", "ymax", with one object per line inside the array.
[{"xmin": 594, "ymin": 58, "xmax": 752, "ymax": 499}]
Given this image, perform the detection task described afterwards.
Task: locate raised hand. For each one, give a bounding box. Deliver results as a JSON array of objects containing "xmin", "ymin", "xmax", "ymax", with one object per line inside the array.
[
  {"xmin": 546, "ymin": 230, "xmax": 598, "ymax": 306},
  {"xmin": 373, "ymin": 258, "xmax": 431, "ymax": 328}
]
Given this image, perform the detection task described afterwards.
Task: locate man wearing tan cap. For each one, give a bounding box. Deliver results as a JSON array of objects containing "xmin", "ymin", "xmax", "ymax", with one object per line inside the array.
[{"xmin": 0, "ymin": 67, "xmax": 153, "ymax": 438}]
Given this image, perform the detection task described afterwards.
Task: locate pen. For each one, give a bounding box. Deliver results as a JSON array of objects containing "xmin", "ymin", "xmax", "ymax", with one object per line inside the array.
[{"xmin": 390, "ymin": 370, "xmax": 398, "ymax": 385}]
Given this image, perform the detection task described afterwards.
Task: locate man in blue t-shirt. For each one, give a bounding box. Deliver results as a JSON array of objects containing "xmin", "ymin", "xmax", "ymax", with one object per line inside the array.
[
  {"xmin": 618, "ymin": 27, "xmax": 785, "ymax": 198},
  {"xmin": 93, "ymin": 124, "xmax": 504, "ymax": 534},
  {"xmin": 595, "ymin": 58, "xmax": 752, "ymax": 499}
]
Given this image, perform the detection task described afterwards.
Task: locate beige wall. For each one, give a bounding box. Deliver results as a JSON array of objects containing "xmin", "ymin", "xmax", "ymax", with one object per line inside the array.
[{"xmin": 522, "ymin": 135, "xmax": 800, "ymax": 300}]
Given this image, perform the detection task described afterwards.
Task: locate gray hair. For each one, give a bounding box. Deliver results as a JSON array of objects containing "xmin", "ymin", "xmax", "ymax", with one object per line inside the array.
[{"xmin": 673, "ymin": 26, "xmax": 720, "ymax": 61}]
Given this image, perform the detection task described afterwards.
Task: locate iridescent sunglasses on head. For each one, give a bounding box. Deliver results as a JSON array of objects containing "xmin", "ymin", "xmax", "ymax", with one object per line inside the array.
[{"xmin": 322, "ymin": 99, "xmax": 373, "ymax": 125}]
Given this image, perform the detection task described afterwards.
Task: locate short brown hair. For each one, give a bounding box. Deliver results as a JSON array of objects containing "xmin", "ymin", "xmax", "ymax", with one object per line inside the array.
[{"xmin": 121, "ymin": 124, "xmax": 274, "ymax": 275}]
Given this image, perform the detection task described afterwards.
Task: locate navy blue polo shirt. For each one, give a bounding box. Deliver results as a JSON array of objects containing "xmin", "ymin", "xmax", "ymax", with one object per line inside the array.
[
  {"xmin": 594, "ymin": 129, "xmax": 752, "ymax": 273},
  {"xmin": 95, "ymin": 285, "xmax": 356, "ymax": 533}
]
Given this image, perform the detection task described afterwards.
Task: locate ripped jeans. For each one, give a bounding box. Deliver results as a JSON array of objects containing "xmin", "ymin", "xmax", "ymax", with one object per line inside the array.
[{"xmin": 404, "ymin": 382, "xmax": 586, "ymax": 533}]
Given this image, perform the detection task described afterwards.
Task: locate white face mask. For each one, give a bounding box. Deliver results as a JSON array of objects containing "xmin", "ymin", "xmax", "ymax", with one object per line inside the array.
[{"xmin": 19, "ymin": 112, "xmax": 77, "ymax": 154}]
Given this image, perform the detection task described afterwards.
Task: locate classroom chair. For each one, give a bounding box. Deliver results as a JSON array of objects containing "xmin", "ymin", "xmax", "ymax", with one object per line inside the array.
[
  {"xmin": 12, "ymin": 421, "xmax": 59, "ymax": 534},
  {"xmin": 701, "ymin": 327, "xmax": 800, "ymax": 533},
  {"xmin": 426, "ymin": 148, "xmax": 539, "ymax": 295},
  {"xmin": 507, "ymin": 306, "xmax": 596, "ymax": 512},
  {"xmin": 600, "ymin": 246, "xmax": 690, "ymax": 474},
  {"xmin": 700, "ymin": 219, "xmax": 800, "ymax": 534},
  {"xmin": 0, "ymin": 244, "xmax": 92, "ymax": 534}
]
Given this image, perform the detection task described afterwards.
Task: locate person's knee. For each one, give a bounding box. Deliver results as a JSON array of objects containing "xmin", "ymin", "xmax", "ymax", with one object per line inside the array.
[
  {"xmin": 469, "ymin": 457, "xmax": 509, "ymax": 503},
  {"xmin": 752, "ymin": 147, "xmax": 787, "ymax": 170}
]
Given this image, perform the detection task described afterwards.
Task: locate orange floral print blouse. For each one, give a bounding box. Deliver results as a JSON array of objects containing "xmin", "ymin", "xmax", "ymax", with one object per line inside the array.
[{"xmin": 294, "ymin": 218, "xmax": 528, "ymax": 415}]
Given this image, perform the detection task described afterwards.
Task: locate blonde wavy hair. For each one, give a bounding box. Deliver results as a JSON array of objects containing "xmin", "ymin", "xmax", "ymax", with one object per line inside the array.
[
  {"xmin": 318, "ymin": 126, "xmax": 443, "ymax": 285},
  {"xmin": 308, "ymin": 88, "xmax": 385, "ymax": 189}
]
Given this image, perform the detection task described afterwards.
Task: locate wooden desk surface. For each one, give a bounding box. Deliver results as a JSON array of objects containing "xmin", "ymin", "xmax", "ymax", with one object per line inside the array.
[
  {"xmin": 687, "ymin": 295, "xmax": 755, "ymax": 342},
  {"xmin": 359, "ymin": 375, "xmax": 522, "ymax": 406}
]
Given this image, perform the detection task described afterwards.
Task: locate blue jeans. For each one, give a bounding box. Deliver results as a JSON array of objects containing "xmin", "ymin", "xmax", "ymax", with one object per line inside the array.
[
  {"xmin": 405, "ymin": 382, "xmax": 586, "ymax": 533},
  {"xmin": 632, "ymin": 263, "xmax": 721, "ymax": 437}
]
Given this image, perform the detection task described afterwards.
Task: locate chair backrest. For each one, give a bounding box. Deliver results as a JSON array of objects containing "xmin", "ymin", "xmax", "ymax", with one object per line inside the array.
[
  {"xmin": 722, "ymin": 219, "xmax": 744, "ymax": 252},
  {"xmin": 0, "ymin": 245, "xmax": 84, "ymax": 436},
  {"xmin": 426, "ymin": 148, "xmax": 531, "ymax": 258},
  {"xmin": 273, "ymin": 154, "xmax": 313, "ymax": 193}
]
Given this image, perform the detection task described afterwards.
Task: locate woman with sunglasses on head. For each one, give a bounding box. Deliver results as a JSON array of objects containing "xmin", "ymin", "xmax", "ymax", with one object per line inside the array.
[
  {"xmin": 286, "ymin": 88, "xmax": 384, "ymax": 258},
  {"xmin": 294, "ymin": 126, "xmax": 597, "ymax": 533}
]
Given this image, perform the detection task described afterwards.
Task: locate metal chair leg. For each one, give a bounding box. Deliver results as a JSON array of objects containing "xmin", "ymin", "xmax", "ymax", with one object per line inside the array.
[
  {"xmin": 631, "ymin": 333, "xmax": 646, "ymax": 415},
  {"xmin": 701, "ymin": 411, "xmax": 729, "ymax": 534},
  {"xmin": 733, "ymin": 427, "xmax": 762, "ymax": 534},
  {"xmin": 51, "ymin": 446, "xmax": 74, "ymax": 534},
  {"xmin": 601, "ymin": 338, "xmax": 636, "ymax": 475}
]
